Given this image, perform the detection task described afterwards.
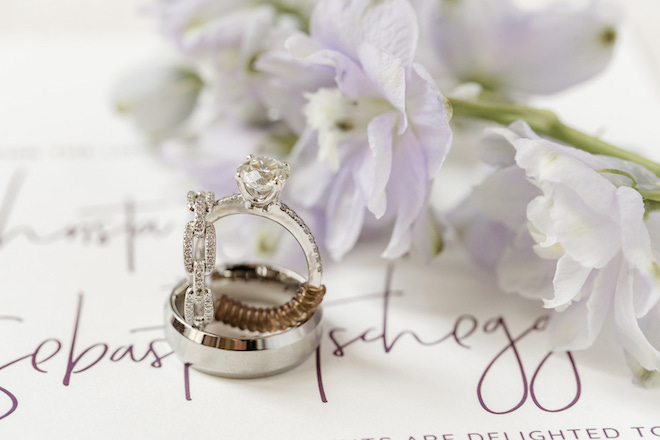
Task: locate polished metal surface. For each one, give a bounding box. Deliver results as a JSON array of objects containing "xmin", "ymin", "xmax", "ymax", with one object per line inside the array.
[
  {"xmin": 165, "ymin": 264, "xmax": 323, "ymax": 378},
  {"xmin": 208, "ymin": 195, "xmax": 323, "ymax": 289}
]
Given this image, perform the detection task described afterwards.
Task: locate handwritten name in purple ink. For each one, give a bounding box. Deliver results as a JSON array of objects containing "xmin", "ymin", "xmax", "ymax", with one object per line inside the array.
[
  {"xmin": 316, "ymin": 264, "xmax": 581, "ymax": 414},
  {"xmin": 0, "ymin": 169, "xmax": 175, "ymax": 271},
  {"xmin": 0, "ymin": 267, "xmax": 582, "ymax": 419},
  {"xmin": 0, "ymin": 295, "xmax": 172, "ymax": 420}
]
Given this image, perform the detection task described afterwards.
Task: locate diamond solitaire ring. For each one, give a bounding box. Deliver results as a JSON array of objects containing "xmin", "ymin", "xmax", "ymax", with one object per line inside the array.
[{"xmin": 182, "ymin": 155, "xmax": 325, "ymax": 331}]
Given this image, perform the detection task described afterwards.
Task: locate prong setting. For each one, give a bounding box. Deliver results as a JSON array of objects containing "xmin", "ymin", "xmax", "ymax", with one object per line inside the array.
[{"xmin": 235, "ymin": 156, "xmax": 290, "ymax": 209}]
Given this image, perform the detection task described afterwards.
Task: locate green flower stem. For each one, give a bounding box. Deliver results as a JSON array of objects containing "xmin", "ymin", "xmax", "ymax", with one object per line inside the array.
[{"xmin": 449, "ymin": 98, "xmax": 660, "ymax": 177}]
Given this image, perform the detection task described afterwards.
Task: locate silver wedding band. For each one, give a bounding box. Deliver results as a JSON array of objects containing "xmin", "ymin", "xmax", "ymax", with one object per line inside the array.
[{"xmin": 165, "ymin": 263, "xmax": 323, "ymax": 378}]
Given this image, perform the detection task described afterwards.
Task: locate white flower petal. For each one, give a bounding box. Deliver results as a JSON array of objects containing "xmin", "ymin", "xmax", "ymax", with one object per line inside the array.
[
  {"xmin": 170, "ymin": 4, "xmax": 275, "ymax": 54},
  {"xmin": 472, "ymin": 165, "xmax": 539, "ymax": 231},
  {"xmin": 616, "ymin": 186, "xmax": 660, "ymax": 317},
  {"xmin": 497, "ymin": 228, "xmax": 555, "ymax": 301},
  {"xmin": 112, "ymin": 62, "xmax": 202, "ymax": 135},
  {"xmin": 549, "ymin": 256, "xmax": 617, "ymax": 350},
  {"xmin": 478, "ymin": 120, "xmax": 539, "ymax": 167},
  {"xmin": 406, "ymin": 64, "xmax": 453, "ymax": 176},
  {"xmin": 637, "ymin": 305, "xmax": 660, "ymax": 359},
  {"xmin": 625, "ymin": 351, "xmax": 660, "ymax": 388},
  {"xmin": 646, "ymin": 211, "xmax": 660, "ymax": 259},
  {"xmin": 286, "ymin": 129, "xmax": 336, "ymax": 207},
  {"xmin": 361, "ymin": 111, "xmax": 396, "ymax": 218},
  {"xmin": 298, "ymin": 49, "xmax": 379, "ymax": 98},
  {"xmin": 526, "ymin": 195, "xmax": 559, "ymax": 248},
  {"xmin": 357, "ymin": 42, "xmax": 407, "ymax": 132},
  {"xmin": 310, "ymin": 0, "xmax": 418, "ymax": 68},
  {"xmin": 424, "ymin": 0, "xmax": 617, "ymax": 95},
  {"xmin": 632, "ymin": 270, "xmax": 658, "ymax": 319},
  {"xmin": 286, "ymin": 32, "xmax": 324, "ymax": 59},
  {"xmin": 614, "ymin": 262, "xmax": 660, "ymax": 370},
  {"xmin": 545, "ymin": 184, "xmax": 620, "ymax": 268},
  {"xmin": 412, "ymin": 203, "xmax": 444, "ymax": 261},
  {"xmin": 256, "ymin": 52, "xmax": 335, "ymax": 134},
  {"xmin": 526, "ymin": 183, "xmax": 620, "ymax": 269},
  {"xmin": 499, "ymin": 1, "xmax": 618, "ymax": 94},
  {"xmin": 546, "ymin": 255, "xmax": 593, "ymax": 309},
  {"xmin": 448, "ymin": 199, "xmax": 516, "ymax": 269},
  {"xmin": 382, "ymin": 134, "xmax": 427, "ymax": 259},
  {"xmin": 514, "ymin": 137, "xmax": 617, "ymax": 216},
  {"xmin": 325, "ymin": 164, "xmax": 366, "ymax": 261}
]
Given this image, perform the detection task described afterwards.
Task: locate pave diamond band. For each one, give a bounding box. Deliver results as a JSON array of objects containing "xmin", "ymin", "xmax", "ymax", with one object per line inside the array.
[{"xmin": 183, "ymin": 191, "xmax": 216, "ymax": 327}]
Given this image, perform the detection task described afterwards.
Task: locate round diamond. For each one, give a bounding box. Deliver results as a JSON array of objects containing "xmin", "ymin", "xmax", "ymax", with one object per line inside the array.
[{"xmin": 237, "ymin": 156, "xmax": 289, "ymax": 200}]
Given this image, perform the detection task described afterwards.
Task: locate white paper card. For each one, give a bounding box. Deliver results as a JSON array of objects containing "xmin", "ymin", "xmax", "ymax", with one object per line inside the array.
[{"xmin": 0, "ymin": 26, "xmax": 659, "ymax": 440}]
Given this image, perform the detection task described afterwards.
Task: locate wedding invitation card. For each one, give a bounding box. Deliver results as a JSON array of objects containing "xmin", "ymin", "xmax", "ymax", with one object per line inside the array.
[{"xmin": 1, "ymin": 17, "xmax": 659, "ymax": 439}]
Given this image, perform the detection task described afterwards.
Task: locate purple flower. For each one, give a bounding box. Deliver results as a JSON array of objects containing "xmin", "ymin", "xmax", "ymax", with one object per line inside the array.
[
  {"xmin": 279, "ymin": 0, "xmax": 452, "ymax": 260},
  {"xmin": 154, "ymin": 0, "xmax": 319, "ymax": 131},
  {"xmin": 416, "ymin": 0, "xmax": 618, "ymax": 96},
  {"xmin": 156, "ymin": 0, "xmax": 312, "ymax": 55},
  {"xmin": 453, "ymin": 122, "xmax": 660, "ymax": 382},
  {"xmin": 112, "ymin": 60, "xmax": 203, "ymax": 137}
]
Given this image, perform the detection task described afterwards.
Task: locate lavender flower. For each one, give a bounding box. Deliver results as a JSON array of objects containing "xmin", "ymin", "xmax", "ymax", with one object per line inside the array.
[
  {"xmin": 279, "ymin": 0, "xmax": 452, "ymax": 260},
  {"xmin": 154, "ymin": 0, "xmax": 317, "ymax": 131},
  {"xmin": 112, "ymin": 61, "xmax": 203, "ymax": 137},
  {"xmin": 156, "ymin": 0, "xmax": 313, "ymax": 55},
  {"xmin": 416, "ymin": 0, "xmax": 618, "ymax": 96},
  {"xmin": 454, "ymin": 122, "xmax": 660, "ymax": 382}
]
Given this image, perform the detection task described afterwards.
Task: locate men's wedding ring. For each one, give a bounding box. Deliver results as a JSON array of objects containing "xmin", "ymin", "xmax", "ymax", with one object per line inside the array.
[{"xmin": 165, "ymin": 264, "xmax": 323, "ymax": 378}]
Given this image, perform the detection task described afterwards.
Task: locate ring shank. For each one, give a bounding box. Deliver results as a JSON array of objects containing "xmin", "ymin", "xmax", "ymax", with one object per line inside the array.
[{"xmin": 207, "ymin": 195, "xmax": 322, "ymax": 288}]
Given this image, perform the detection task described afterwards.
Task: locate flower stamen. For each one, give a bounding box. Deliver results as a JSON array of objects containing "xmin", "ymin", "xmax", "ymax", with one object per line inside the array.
[{"xmin": 304, "ymin": 87, "xmax": 393, "ymax": 171}]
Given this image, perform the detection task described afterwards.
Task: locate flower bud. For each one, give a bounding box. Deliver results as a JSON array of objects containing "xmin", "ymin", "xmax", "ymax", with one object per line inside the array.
[{"xmin": 112, "ymin": 62, "xmax": 203, "ymax": 136}]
